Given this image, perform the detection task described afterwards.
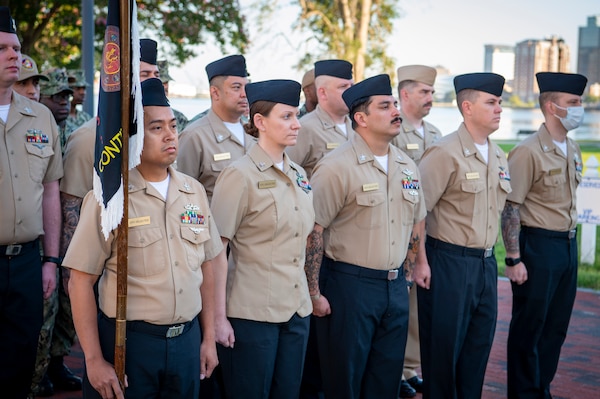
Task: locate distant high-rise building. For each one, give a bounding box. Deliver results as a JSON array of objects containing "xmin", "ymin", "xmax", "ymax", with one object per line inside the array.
[
  {"xmin": 577, "ymin": 15, "xmax": 600, "ymax": 94},
  {"xmin": 484, "ymin": 45, "xmax": 515, "ymax": 81},
  {"xmin": 513, "ymin": 36, "xmax": 570, "ymax": 102}
]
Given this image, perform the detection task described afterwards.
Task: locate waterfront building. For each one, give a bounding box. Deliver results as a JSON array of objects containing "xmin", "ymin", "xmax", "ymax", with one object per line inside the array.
[{"xmin": 578, "ymin": 15, "xmax": 600, "ymax": 96}]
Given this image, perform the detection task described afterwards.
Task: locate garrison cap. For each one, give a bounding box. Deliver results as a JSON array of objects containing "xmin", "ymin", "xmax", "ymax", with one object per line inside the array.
[
  {"xmin": 454, "ymin": 72, "xmax": 505, "ymax": 96},
  {"xmin": 68, "ymin": 69, "xmax": 90, "ymax": 88},
  {"xmin": 205, "ymin": 55, "xmax": 248, "ymax": 81},
  {"xmin": 536, "ymin": 72, "xmax": 587, "ymax": 96},
  {"xmin": 397, "ymin": 65, "xmax": 437, "ymax": 86},
  {"xmin": 245, "ymin": 79, "xmax": 301, "ymax": 107},
  {"xmin": 314, "ymin": 59, "xmax": 353, "ymax": 80},
  {"xmin": 157, "ymin": 60, "xmax": 173, "ymax": 83},
  {"xmin": 342, "ymin": 74, "xmax": 392, "ymax": 110},
  {"xmin": 40, "ymin": 68, "xmax": 74, "ymax": 96},
  {"xmin": 302, "ymin": 68, "xmax": 315, "ymax": 89},
  {"xmin": 0, "ymin": 6, "xmax": 16, "ymax": 34},
  {"xmin": 140, "ymin": 38, "xmax": 158, "ymax": 65},
  {"xmin": 141, "ymin": 78, "xmax": 170, "ymax": 107},
  {"xmin": 19, "ymin": 54, "xmax": 49, "ymax": 82}
]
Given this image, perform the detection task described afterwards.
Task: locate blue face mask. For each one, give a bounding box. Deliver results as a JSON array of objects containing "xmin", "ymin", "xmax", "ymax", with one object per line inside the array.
[{"xmin": 553, "ymin": 103, "xmax": 584, "ymax": 131}]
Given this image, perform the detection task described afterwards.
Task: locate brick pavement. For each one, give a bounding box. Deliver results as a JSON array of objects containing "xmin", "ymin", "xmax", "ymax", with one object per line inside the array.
[{"xmin": 47, "ymin": 278, "xmax": 600, "ymax": 398}]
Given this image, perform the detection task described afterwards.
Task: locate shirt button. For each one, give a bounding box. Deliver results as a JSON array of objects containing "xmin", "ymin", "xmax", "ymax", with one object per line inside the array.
[
  {"xmin": 14, "ymin": 173, "xmax": 18, "ymax": 178},
  {"xmin": 392, "ymin": 241, "xmax": 395, "ymax": 245},
  {"xmin": 169, "ymin": 234, "xmax": 174, "ymax": 239},
  {"xmin": 295, "ymin": 232, "xmax": 299, "ymax": 237},
  {"xmin": 287, "ymin": 183, "xmax": 291, "ymax": 187},
  {"xmin": 174, "ymin": 261, "xmax": 179, "ymax": 267},
  {"xmin": 179, "ymin": 288, "xmax": 183, "ymax": 294},
  {"xmin": 294, "ymin": 284, "xmax": 298, "ymax": 288},
  {"xmin": 391, "ymin": 220, "xmax": 394, "ymax": 223},
  {"xmin": 294, "ymin": 206, "xmax": 299, "ymax": 211},
  {"xmin": 293, "ymin": 258, "xmax": 298, "ymax": 263}
]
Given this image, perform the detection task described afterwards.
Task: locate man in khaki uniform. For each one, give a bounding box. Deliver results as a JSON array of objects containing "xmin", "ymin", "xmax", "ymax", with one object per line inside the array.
[
  {"xmin": 13, "ymin": 54, "xmax": 48, "ymax": 101},
  {"xmin": 177, "ymin": 55, "xmax": 255, "ymax": 202},
  {"xmin": 286, "ymin": 59, "xmax": 354, "ymax": 178},
  {"xmin": 307, "ymin": 74, "xmax": 426, "ymax": 399},
  {"xmin": 415, "ymin": 73, "xmax": 511, "ymax": 399},
  {"xmin": 502, "ymin": 72, "xmax": 587, "ymax": 399},
  {"xmin": 298, "ymin": 67, "xmax": 317, "ymax": 118},
  {"xmin": 65, "ymin": 78, "xmax": 223, "ymax": 398},
  {"xmin": 393, "ymin": 64, "xmax": 442, "ymax": 398},
  {"xmin": 0, "ymin": 7, "xmax": 63, "ymax": 397}
]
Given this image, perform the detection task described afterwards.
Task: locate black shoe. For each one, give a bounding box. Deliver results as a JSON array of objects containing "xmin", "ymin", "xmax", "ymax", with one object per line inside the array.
[
  {"xmin": 406, "ymin": 376, "xmax": 423, "ymax": 393},
  {"xmin": 35, "ymin": 373, "xmax": 55, "ymax": 397},
  {"xmin": 47, "ymin": 356, "xmax": 82, "ymax": 391},
  {"xmin": 399, "ymin": 379, "xmax": 417, "ymax": 398}
]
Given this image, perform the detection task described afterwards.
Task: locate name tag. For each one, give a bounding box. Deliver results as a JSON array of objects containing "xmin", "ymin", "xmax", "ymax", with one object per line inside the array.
[
  {"xmin": 549, "ymin": 168, "xmax": 562, "ymax": 176},
  {"xmin": 362, "ymin": 183, "xmax": 379, "ymax": 192},
  {"xmin": 258, "ymin": 180, "xmax": 276, "ymax": 189},
  {"xmin": 213, "ymin": 152, "xmax": 231, "ymax": 161},
  {"xmin": 466, "ymin": 172, "xmax": 480, "ymax": 180},
  {"xmin": 406, "ymin": 143, "xmax": 419, "ymax": 150},
  {"xmin": 326, "ymin": 142, "xmax": 340, "ymax": 150},
  {"xmin": 129, "ymin": 216, "xmax": 151, "ymax": 227}
]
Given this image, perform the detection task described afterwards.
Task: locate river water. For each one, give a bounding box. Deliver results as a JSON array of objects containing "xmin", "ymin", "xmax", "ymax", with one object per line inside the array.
[{"xmin": 170, "ymin": 97, "xmax": 600, "ymax": 142}]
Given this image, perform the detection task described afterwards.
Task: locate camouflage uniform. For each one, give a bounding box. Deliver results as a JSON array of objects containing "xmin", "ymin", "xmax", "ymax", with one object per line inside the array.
[
  {"xmin": 31, "ymin": 68, "xmax": 79, "ymax": 396},
  {"xmin": 65, "ymin": 69, "xmax": 92, "ymax": 151}
]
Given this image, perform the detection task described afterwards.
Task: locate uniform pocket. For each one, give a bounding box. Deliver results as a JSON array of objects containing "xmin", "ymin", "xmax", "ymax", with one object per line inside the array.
[
  {"xmin": 401, "ymin": 189, "xmax": 420, "ymax": 225},
  {"xmin": 542, "ymin": 173, "xmax": 567, "ymax": 202},
  {"xmin": 25, "ymin": 142, "xmax": 54, "ymax": 183},
  {"xmin": 180, "ymin": 225, "xmax": 210, "ymax": 271},
  {"xmin": 459, "ymin": 180, "xmax": 485, "ymax": 215},
  {"xmin": 128, "ymin": 227, "xmax": 166, "ymax": 276},
  {"xmin": 355, "ymin": 191, "xmax": 385, "ymax": 229}
]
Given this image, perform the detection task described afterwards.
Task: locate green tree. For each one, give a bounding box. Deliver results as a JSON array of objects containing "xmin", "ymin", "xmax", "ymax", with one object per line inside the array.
[
  {"xmin": 6, "ymin": 0, "xmax": 248, "ymax": 69},
  {"xmin": 259, "ymin": 0, "xmax": 401, "ymax": 81}
]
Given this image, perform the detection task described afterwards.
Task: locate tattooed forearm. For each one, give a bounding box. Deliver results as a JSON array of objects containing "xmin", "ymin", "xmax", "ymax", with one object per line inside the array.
[
  {"xmin": 60, "ymin": 193, "xmax": 83, "ymax": 257},
  {"xmin": 404, "ymin": 221, "xmax": 423, "ymax": 280},
  {"xmin": 305, "ymin": 224, "xmax": 324, "ymax": 294},
  {"xmin": 501, "ymin": 201, "xmax": 521, "ymax": 255}
]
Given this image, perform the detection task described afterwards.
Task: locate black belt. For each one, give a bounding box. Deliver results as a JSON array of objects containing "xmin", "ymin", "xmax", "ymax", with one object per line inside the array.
[
  {"xmin": 426, "ymin": 236, "xmax": 494, "ymax": 259},
  {"xmin": 0, "ymin": 239, "xmax": 39, "ymax": 257},
  {"xmin": 323, "ymin": 257, "xmax": 400, "ymax": 281},
  {"xmin": 522, "ymin": 226, "xmax": 577, "ymax": 239},
  {"xmin": 101, "ymin": 313, "xmax": 195, "ymax": 339}
]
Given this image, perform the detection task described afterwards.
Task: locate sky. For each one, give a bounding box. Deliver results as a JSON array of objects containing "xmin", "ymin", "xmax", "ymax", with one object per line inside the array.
[{"xmin": 167, "ymin": 0, "xmax": 599, "ymax": 95}]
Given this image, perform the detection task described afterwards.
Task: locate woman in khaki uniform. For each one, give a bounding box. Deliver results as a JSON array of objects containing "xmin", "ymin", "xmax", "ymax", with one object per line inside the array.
[{"xmin": 212, "ymin": 79, "xmax": 315, "ymax": 399}]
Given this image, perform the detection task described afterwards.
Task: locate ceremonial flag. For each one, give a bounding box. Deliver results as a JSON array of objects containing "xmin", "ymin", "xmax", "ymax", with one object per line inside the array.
[{"xmin": 94, "ymin": 0, "xmax": 143, "ymax": 239}]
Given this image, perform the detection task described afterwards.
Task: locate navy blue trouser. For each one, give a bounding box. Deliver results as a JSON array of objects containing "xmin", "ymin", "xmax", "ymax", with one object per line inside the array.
[
  {"xmin": 219, "ymin": 313, "xmax": 310, "ymax": 399},
  {"xmin": 418, "ymin": 238, "xmax": 498, "ymax": 399},
  {"xmin": 316, "ymin": 257, "xmax": 409, "ymax": 399},
  {"xmin": 0, "ymin": 240, "xmax": 43, "ymax": 399},
  {"xmin": 507, "ymin": 227, "xmax": 578, "ymax": 399},
  {"xmin": 83, "ymin": 313, "xmax": 201, "ymax": 399}
]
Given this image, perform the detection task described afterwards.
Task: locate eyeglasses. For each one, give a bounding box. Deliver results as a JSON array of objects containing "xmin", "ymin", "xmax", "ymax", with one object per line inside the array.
[{"xmin": 46, "ymin": 93, "xmax": 72, "ymax": 104}]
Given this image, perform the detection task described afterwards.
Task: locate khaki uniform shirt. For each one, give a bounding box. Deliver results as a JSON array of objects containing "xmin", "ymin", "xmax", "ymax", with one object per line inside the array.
[
  {"xmin": 0, "ymin": 92, "xmax": 63, "ymax": 244},
  {"xmin": 391, "ymin": 110, "xmax": 442, "ymax": 164},
  {"xmin": 211, "ymin": 145, "xmax": 315, "ymax": 323},
  {"xmin": 177, "ymin": 109, "xmax": 256, "ymax": 201},
  {"xmin": 60, "ymin": 118, "xmax": 95, "ymax": 198},
  {"xmin": 311, "ymin": 133, "xmax": 426, "ymax": 270},
  {"xmin": 419, "ymin": 123, "xmax": 512, "ymax": 249},
  {"xmin": 63, "ymin": 167, "xmax": 223, "ymax": 324},
  {"xmin": 507, "ymin": 124, "xmax": 581, "ymax": 231},
  {"xmin": 286, "ymin": 105, "xmax": 355, "ymax": 178}
]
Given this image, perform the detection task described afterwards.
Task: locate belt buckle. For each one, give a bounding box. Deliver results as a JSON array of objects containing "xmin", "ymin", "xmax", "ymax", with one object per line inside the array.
[
  {"xmin": 166, "ymin": 324, "xmax": 185, "ymax": 338},
  {"xmin": 484, "ymin": 248, "xmax": 493, "ymax": 258},
  {"xmin": 5, "ymin": 244, "xmax": 22, "ymax": 256},
  {"xmin": 568, "ymin": 230, "xmax": 576, "ymax": 239},
  {"xmin": 387, "ymin": 269, "xmax": 399, "ymax": 281}
]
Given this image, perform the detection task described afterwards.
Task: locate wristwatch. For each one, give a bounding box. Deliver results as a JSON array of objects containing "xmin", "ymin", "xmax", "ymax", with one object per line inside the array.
[{"xmin": 504, "ymin": 257, "xmax": 521, "ymax": 266}]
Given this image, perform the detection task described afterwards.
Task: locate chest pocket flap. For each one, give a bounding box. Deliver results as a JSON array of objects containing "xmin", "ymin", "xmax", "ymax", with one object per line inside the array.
[
  {"xmin": 356, "ymin": 191, "xmax": 386, "ymax": 207},
  {"xmin": 461, "ymin": 180, "xmax": 485, "ymax": 194},
  {"xmin": 180, "ymin": 225, "xmax": 211, "ymax": 244}
]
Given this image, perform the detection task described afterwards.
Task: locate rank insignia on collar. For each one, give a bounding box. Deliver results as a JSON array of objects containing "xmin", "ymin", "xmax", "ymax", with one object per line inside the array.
[
  {"xmin": 498, "ymin": 166, "xmax": 511, "ymax": 181},
  {"xmin": 183, "ymin": 182, "xmax": 191, "ymax": 191},
  {"xmin": 359, "ymin": 154, "xmax": 366, "ymax": 162},
  {"xmin": 464, "ymin": 148, "xmax": 471, "ymax": 155},
  {"xmin": 26, "ymin": 129, "xmax": 48, "ymax": 144},
  {"xmin": 258, "ymin": 162, "xmax": 266, "ymax": 168},
  {"xmin": 216, "ymin": 134, "xmax": 224, "ymax": 142},
  {"xmin": 295, "ymin": 170, "xmax": 311, "ymax": 193},
  {"xmin": 181, "ymin": 204, "xmax": 204, "ymax": 224},
  {"xmin": 24, "ymin": 107, "xmax": 32, "ymax": 113}
]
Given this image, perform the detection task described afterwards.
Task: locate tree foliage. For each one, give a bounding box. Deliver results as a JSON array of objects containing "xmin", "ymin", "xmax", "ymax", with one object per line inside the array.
[
  {"xmin": 4, "ymin": 0, "xmax": 248, "ymax": 70},
  {"xmin": 260, "ymin": 0, "xmax": 401, "ymax": 81}
]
